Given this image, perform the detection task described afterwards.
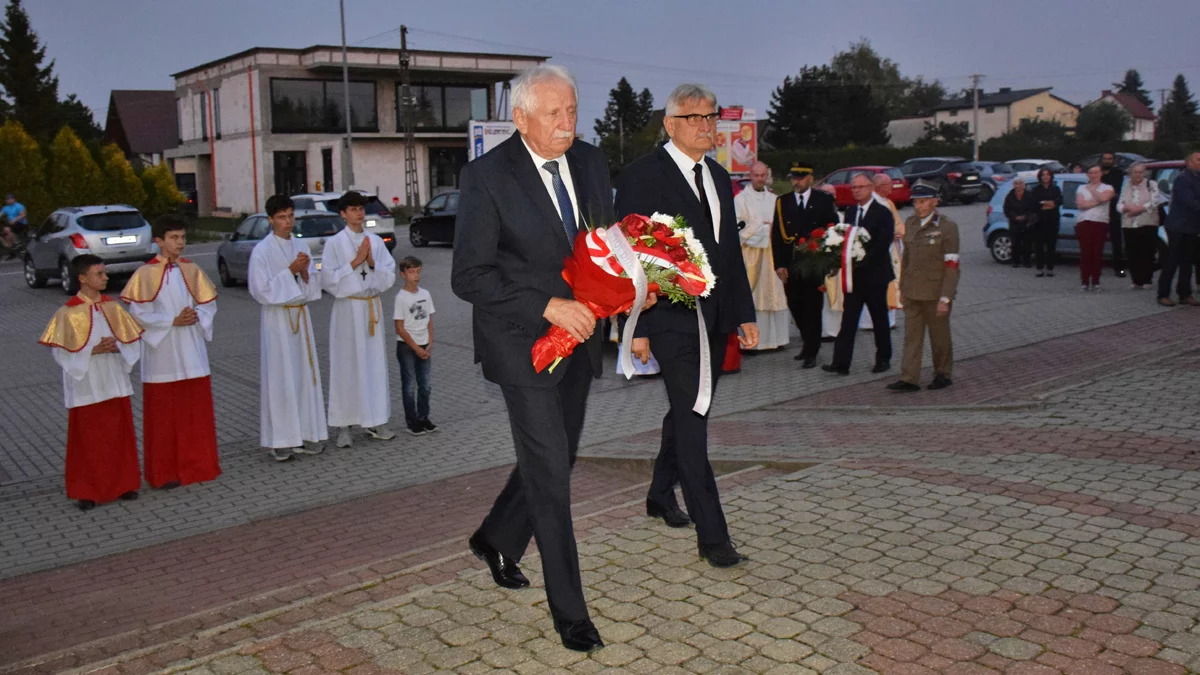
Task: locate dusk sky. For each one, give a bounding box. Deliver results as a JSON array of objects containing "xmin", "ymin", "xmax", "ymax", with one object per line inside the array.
[{"xmin": 28, "ymin": 0, "xmax": 1200, "ymax": 142}]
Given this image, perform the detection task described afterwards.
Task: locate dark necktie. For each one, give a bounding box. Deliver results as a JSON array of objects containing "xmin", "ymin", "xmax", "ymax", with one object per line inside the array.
[
  {"xmin": 798, "ymin": 193, "xmax": 805, "ymax": 211},
  {"xmin": 693, "ymin": 163, "xmax": 713, "ymax": 226},
  {"xmin": 856, "ymin": 206, "xmax": 865, "ymax": 226},
  {"xmin": 542, "ymin": 160, "xmax": 578, "ymax": 249}
]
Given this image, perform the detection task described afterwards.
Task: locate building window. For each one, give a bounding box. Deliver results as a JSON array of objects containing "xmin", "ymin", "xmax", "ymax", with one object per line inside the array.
[
  {"xmin": 270, "ymin": 78, "xmax": 379, "ymax": 134},
  {"xmin": 212, "ymin": 88, "xmax": 222, "ymax": 138},
  {"xmin": 985, "ymin": 106, "xmax": 995, "ymax": 114},
  {"xmin": 199, "ymin": 91, "xmax": 209, "ymax": 141},
  {"xmin": 176, "ymin": 98, "xmax": 183, "ymax": 143},
  {"xmin": 398, "ymin": 84, "xmax": 489, "ymax": 130},
  {"xmin": 949, "ymin": 110, "xmax": 958, "ymax": 117},
  {"xmin": 1036, "ymin": 106, "xmax": 1044, "ymax": 113}
]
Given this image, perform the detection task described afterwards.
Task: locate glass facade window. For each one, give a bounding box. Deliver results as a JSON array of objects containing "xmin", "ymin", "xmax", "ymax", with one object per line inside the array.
[
  {"xmin": 212, "ymin": 88, "xmax": 222, "ymax": 137},
  {"xmin": 399, "ymin": 84, "xmax": 489, "ymax": 130},
  {"xmin": 270, "ymin": 78, "xmax": 379, "ymax": 133}
]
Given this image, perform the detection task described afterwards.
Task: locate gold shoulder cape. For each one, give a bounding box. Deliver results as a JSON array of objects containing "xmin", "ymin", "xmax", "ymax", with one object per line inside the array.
[
  {"xmin": 120, "ymin": 257, "xmax": 218, "ymax": 305},
  {"xmin": 39, "ymin": 295, "xmax": 144, "ymax": 353}
]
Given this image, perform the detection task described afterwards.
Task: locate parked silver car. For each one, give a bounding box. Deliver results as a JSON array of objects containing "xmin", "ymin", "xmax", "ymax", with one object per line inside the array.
[
  {"xmin": 291, "ymin": 190, "xmax": 396, "ymax": 251},
  {"xmin": 216, "ymin": 210, "xmax": 345, "ymax": 287},
  {"xmin": 24, "ymin": 205, "xmax": 158, "ymax": 295}
]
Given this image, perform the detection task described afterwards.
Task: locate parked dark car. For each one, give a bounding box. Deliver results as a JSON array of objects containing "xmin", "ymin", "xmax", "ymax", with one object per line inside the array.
[
  {"xmin": 408, "ymin": 191, "xmax": 459, "ymax": 247},
  {"xmin": 1078, "ymin": 152, "xmax": 1151, "ymax": 171},
  {"xmin": 898, "ymin": 157, "xmax": 984, "ymax": 204}
]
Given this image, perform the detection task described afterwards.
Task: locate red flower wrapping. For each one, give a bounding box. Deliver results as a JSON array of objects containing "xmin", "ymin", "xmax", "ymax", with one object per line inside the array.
[{"xmin": 531, "ymin": 230, "xmax": 660, "ymax": 373}]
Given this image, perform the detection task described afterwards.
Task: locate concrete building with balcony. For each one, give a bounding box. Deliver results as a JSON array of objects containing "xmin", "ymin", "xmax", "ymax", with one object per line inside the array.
[{"xmin": 165, "ymin": 45, "xmax": 545, "ymax": 217}]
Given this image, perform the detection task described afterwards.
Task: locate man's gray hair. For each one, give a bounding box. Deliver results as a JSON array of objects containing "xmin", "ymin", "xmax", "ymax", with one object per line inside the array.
[
  {"xmin": 511, "ymin": 64, "xmax": 578, "ymax": 114},
  {"xmin": 665, "ymin": 83, "xmax": 717, "ymax": 116},
  {"xmin": 1129, "ymin": 162, "xmax": 1147, "ymax": 173},
  {"xmin": 1012, "ymin": 177, "xmax": 1026, "ymax": 186}
]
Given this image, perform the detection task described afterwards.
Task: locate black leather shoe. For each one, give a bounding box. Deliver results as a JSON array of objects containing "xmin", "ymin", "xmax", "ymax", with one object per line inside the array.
[
  {"xmin": 469, "ymin": 533, "xmax": 529, "ymax": 589},
  {"xmin": 927, "ymin": 374, "xmax": 953, "ymax": 390},
  {"xmin": 793, "ymin": 352, "xmax": 805, "ymax": 361},
  {"xmin": 886, "ymin": 381, "xmax": 921, "ymax": 393},
  {"xmin": 119, "ymin": 491, "xmax": 139, "ymax": 501},
  {"xmin": 821, "ymin": 364, "xmax": 849, "ymax": 375},
  {"xmin": 801, "ymin": 358, "xmax": 817, "ymax": 369},
  {"xmin": 647, "ymin": 500, "xmax": 692, "ymax": 528},
  {"xmin": 555, "ymin": 618, "xmax": 604, "ymax": 652},
  {"xmin": 699, "ymin": 541, "xmax": 748, "ymax": 568},
  {"xmin": 871, "ymin": 362, "xmax": 891, "ymax": 374},
  {"xmin": 76, "ymin": 499, "xmax": 96, "ymax": 511},
  {"xmin": 1116, "ymin": 269, "xmax": 1127, "ymax": 278}
]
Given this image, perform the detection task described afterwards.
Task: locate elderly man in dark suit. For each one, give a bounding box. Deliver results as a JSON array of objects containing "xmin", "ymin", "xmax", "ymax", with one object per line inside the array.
[
  {"xmin": 823, "ymin": 172, "xmax": 896, "ymax": 375},
  {"xmin": 451, "ymin": 64, "xmax": 615, "ymax": 653},
  {"xmin": 615, "ymin": 83, "xmax": 758, "ymax": 569}
]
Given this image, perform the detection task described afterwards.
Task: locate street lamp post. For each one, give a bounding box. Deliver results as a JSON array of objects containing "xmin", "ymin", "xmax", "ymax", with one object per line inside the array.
[{"xmin": 339, "ymin": 0, "xmax": 355, "ymax": 189}]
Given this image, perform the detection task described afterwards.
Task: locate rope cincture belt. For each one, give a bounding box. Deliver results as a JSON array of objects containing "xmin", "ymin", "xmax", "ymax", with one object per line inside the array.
[
  {"xmin": 284, "ymin": 304, "xmax": 317, "ymax": 386},
  {"xmin": 347, "ymin": 295, "xmax": 381, "ymax": 336}
]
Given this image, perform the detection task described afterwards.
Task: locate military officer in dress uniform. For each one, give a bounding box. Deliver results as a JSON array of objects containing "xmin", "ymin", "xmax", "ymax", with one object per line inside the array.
[
  {"xmin": 772, "ymin": 161, "xmax": 840, "ymax": 368},
  {"xmin": 887, "ymin": 181, "xmax": 960, "ymax": 392}
]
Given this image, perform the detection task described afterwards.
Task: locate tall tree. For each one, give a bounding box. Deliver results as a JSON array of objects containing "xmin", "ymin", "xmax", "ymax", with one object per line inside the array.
[
  {"xmin": 140, "ymin": 163, "xmax": 185, "ymax": 219},
  {"xmin": 917, "ymin": 121, "xmax": 970, "ymax": 146},
  {"xmin": 1113, "ymin": 69, "xmax": 1153, "ymax": 110},
  {"xmin": 829, "ymin": 39, "xmax": 946, "ymax": 118},
  {"xmin": 59, "ymin": 93, "xmax": 101, "ymax": 142},
  {"xmin": 99, "ymin": 143, "xmax": 146, "ymax": 208},
  {"xmin": 0, "ymin": 0, "xmax": 62, "ymax": 139},
  {"xmin": 594, "ymin": 77, "xmax": 655, "ymax": 172},
  {"xmin": 1157, "ymin": 74, "xmax": 1200, "ymax": 142},
  {"xmin": 995, "ymin": 118, "xmax": 1071, "ymax": 147},
  {"xmin": 0, "ymin": 119, "xmax": 47, "ymax": 220},
  {"xmin": 47, "ymin": 125, "xmax": 105, "ymax": 208},
  {"xmin": 766, "ymin": 65, "xmax": 889, "ymax": 149},
  {"xmin": 1075, "ymin": 100, "xmax": 1133, "ymax": 143}
]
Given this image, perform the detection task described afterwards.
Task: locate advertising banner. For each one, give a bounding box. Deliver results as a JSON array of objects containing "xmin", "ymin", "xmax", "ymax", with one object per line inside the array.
[{"xmin": 469, "ymin": 120, "xmax": 517, "ymax": 160}]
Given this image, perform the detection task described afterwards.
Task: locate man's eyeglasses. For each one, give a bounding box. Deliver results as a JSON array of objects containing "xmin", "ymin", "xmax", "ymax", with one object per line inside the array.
[{"xmin": 670, "ymin": 113, "xmax": 720, "ymax": 127}]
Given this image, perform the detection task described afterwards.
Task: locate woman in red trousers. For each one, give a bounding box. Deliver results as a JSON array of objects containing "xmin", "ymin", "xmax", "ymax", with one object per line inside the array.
[{"xmin": 1074, "ymin": 166, "xmax": 1116, "ymax": 291}]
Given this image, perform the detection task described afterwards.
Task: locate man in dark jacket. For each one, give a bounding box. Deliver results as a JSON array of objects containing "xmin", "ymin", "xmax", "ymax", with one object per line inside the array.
[
  {"xmin": 1100, "ymin": 152, "xmax": 1127, "ymax": 277},
  {"xmin": 616, "ymin": 83, "xmax": 757, "ymax": 570},
  {"xmin": 1158, "ymin": 151, "xmax": 1200, "ymax": 306},
  {"xmin": 771, "ymin": 162, "xmax": 839, "ymax": 367},
  {"xmin": 823, "ymin": 172, "xmax": 896, "ymax": 374}
]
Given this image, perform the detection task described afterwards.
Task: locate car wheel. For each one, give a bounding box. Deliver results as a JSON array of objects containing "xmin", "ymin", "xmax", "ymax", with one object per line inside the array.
[
  {"xmin": 60, "ymin": 259, "xmax": 79, "ymax": 295},
  {"xmin": 23, "ymin": 256, "xmax": 47, "ymax": 288},
  {"xmin": 409, "ymin": 226, "xmax": 427, "ymax": 248},
  {"xmin": 218, "ymin": 257, "xmax": 237, "ymax": 287},
  {"xmin": 989, "ymin": 232, "xmax": 1012, "ymax": 264},
  {"xmin": 960, "ymin": 194, "xmax": 977, "ymax": 205},
  {"xmin": 978, "ymin": 184, "xmax": 994, "ymax": 202}
]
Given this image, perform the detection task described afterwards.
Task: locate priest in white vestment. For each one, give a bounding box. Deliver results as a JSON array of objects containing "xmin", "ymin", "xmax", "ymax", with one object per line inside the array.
[
  {"xmin": 320, "ymin": 191, "xmax": 397, "ymax": 448},
  {"xmin": 249, "ymin": 196, "xmax": 328, "ymax": 461},
  {"xmin": 734, "ymin": 161, "xmax": 789, "ymax": 350}
]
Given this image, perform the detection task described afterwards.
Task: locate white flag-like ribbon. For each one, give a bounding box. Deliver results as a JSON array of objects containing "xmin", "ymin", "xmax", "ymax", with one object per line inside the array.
[
  {"xmin": 606, "ymin": 226, "xmax": 713, "ymax": 416},
  {"xmin": 841, "ymin": 225, "xmax": 860, "ymax": 295}
]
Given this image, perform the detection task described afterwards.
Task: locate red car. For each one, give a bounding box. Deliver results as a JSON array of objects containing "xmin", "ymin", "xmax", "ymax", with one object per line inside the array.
[{"xmin": 817, "ymin": 166, "xmax": 912, "ymax": 208}]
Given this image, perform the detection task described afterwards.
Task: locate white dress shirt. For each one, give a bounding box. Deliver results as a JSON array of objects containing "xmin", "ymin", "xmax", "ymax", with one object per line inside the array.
[
  {"xmin": 795, "ymin": 188, "xmax": 811, "ymax": 209},
  {"xmin": 664, "ymin": 140, "xmax": 721, "ymax": 242},
  {"xmin": 523, "ymin": 139, "xmax": 581, "ymax": 230}
]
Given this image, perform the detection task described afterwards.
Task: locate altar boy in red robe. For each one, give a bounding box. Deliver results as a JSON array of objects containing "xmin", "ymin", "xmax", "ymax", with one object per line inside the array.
[
  {"xmin": 39, "ymin": 255, "xmax": 144, "ymax": 510},
  {"xmin": 121, "ymin": 215, "xmax": 221, "ymax": 489}
]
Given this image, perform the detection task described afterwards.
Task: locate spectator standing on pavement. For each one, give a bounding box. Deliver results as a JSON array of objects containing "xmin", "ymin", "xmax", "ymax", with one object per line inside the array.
[
  {"xmin": 2, "ymin": 194, "xmax": 28, "ymax": 259},
  {"xmin": 38, "ymin": 255, "xmax": 143, "ymax": 510},
  {"xmin": 887, "ymin": 181, "xmax": 960, "ymax": 393},
  {"xmin": 393, "ymin": 256, "xmax": 437, "ymax": 436},
  {"xmin": 1074, "ymin": 166, "xmax": 1115, "ymax": 291},
  {"xmin": 1003, "ymin": 178, "xmax": 1038, "ymax": 269},
  {"xmin": 321, "ymin": 190, "xmax": 398, "ymax": 448},
  {"xmin": 1158, "ymin": 151, "xmax": 1200, "ymax": 307},
  {"xmin": 120, "ymin": 216, "xmax": 221, "ymax": 489},
  {"xmin": 1099, "ymin": 153, "xmax": 1127, "ymax": 278},
  {"xmin": 1029, "ymin": 169, "xmax": 1063, "ymax": 277},
  {"xmin": 248, "ymin": 195, "xmax": 328, "ymax": 461},
  {"xmin": 1117, "ymin": 163, "xmax": 1163, "ymax": 291}
]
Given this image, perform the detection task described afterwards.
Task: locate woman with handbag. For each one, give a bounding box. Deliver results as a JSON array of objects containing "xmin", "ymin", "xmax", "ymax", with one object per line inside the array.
[
  {"xmin": 1003, "ymin": 177, "xmax": 1039, "ymax": 269},
  {"xmin": 1117, "ymin": 163, "xmax": 1163, "ymax": 289}
]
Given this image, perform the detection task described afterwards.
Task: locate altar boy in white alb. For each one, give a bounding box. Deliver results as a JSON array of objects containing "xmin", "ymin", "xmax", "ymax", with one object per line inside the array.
[
  {"xmin": 249, "ymin": 195, "xmax": 328, "ymax": 462},
  {"xmin": 321, "ymin": 190, "xmax": 397, "ymax": 447}
]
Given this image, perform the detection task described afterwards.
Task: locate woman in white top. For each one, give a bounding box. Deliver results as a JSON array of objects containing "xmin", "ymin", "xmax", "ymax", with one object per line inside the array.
[
  {"xmin": 1074, "ymin": 166, "xmax": 1116, "ymax": 291},
  {"xmin": 1117, "ymin": 163, "xmax": 1163, "ymax": 290}
]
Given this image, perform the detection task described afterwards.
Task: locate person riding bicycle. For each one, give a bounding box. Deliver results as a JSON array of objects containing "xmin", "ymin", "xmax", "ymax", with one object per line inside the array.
[{"xmin": 1, "ymin": 194, "xmax": 29, "ymax": 259}]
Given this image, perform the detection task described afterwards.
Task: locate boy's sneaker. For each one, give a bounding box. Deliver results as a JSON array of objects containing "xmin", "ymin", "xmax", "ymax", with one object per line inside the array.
[
  {"xmin": 336, "ymin": 428, "xmax": 353, "ymax": 448},
  {"xmin": 421, "ymin": 420, "xmax": 438, "ymax": 433},
  {"xmin": 269, "ymin": 448, "xmax": 295, "ymax": 462},
  {"xmin": 407, "ymin": 422, "xmax": 427, "ymax": 436},
  {"xmin": 365, "ymin": 425, "xmax": 397, "ymax": 441},
  {"xmin": 294, "ymin": 441, "xmax": 325, "ymax": 455}
]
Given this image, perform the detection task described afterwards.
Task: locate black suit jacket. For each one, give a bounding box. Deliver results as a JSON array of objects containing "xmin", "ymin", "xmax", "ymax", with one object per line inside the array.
[
  {"xmin": 614, "ymin": 145, "xmax": 755, "ymax": 337},
  {"xmin": 451, "ymin": 133, "xmax": 613, "ymax": 388},
  {"xmin": 770, "ymin": 189, "xmax": 840, "ymax": 272},
  {"xmin": 842, "ymin": 200, "xmax": 896, "ymax": 288}
]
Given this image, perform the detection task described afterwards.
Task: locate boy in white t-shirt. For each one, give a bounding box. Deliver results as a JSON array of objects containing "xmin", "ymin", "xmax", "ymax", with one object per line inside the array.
[{"xmin": 393, "ymin": 256, "xmax": 436, "ymax": 435}]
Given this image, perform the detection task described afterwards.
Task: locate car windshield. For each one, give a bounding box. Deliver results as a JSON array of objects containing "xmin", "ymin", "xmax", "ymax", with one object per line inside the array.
[
  {"xmin": 77, "ymin": 212, "xmax": 145, "ymax": 232},
  {"xmin": 949, "ymin": 162, "xmax": 976, "ymax": 173},
  {"xmin": 992, "ymin": 164, "xmax": 1014, "ymax": 174},
  {"xmin": 365, "ymin": 198, "xmax": 390, "ymax": 216},
  {"xmin": 294, "ymin": 215, "xmax": 343, "ymax": 238}
]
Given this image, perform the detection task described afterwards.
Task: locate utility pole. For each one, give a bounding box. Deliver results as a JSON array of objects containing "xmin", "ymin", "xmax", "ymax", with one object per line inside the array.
[
  {"xmin": 496, "ymin": 81, "xmax": 511, "ymax": 121},
  {"xmin": 339, "ymin": 0, "xmax": 355, "ymax": 189},
  {"xmin": 970, "ymin": 74, "xmax": 982, "ymax": 162},
  {"xmin": 399, "ymin": 25, "xmax": 418, "ymax": 209}
]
